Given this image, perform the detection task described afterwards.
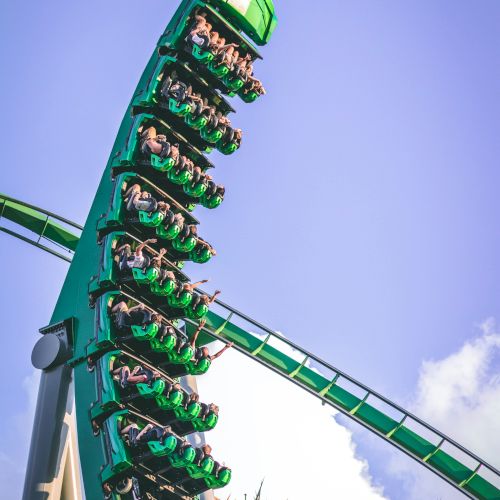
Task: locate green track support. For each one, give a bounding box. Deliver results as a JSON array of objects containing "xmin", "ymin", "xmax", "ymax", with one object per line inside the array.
[{"xmin": 0, "ymin": 193, "xmax": 82, "ymax": 261}]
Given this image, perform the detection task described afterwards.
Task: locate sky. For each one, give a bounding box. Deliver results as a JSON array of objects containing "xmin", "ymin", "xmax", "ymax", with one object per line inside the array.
[{"xmin": 1, "ymin": 0, "xmax": 500, "ymax": 498}]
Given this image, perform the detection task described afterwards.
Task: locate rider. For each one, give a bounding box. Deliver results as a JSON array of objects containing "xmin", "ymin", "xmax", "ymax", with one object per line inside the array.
[
  {"xmin": 124, "ymin": 184, "xmax": 167, "ymax": 214},
  {"xmin": 113, "ymin": 363, "xmax": 160, "ymax": 389},
  {"xmin": 111, "ymin": 300, "xmax": 151, "ymax": 329},
  {"xmin": 183, "ymin": 319, "xmax": 233, "ymax": 363},
  {"xmin": 115, "ymin": 238, "xmax": 157, "ymax": 272}
]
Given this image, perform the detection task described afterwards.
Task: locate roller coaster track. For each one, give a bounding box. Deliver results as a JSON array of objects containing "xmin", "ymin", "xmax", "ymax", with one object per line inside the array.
[{"xmin": 2, "ymin": 193, "xmax": 499, "ymax": 500}]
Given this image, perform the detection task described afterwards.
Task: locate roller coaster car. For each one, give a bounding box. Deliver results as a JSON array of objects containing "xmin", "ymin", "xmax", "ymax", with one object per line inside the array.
[
  {"xmin": 101, "ymin": 411, "xmax": 178, "ymax": 478},
  {"xmin": 133, "ymin": 56, "xmax": 235, "ymax": 142},
  {"xmin": 112, "ymin": 113, "xmax": 213, "ymax": 174},
  {"xmin": 101, "ymin": 357, "xmax": 210, "ymax": 433},
  {"xmin": 90, "ymin": 292, "xmax": 216, "ymax": 375},
  {"xmin": 101, "ymin": 409, "xmax": 229, "ymax": 494},
  {"xmin": 89, "ymin": 231, "xmax": 188, "ymax": 298},
  {"xmin": 179, "ymin": 7, "xmax": 264, "ymax": 98},
  {"xmin": 97, "ymin": 172, "xmax": 198, "ymax": 238},
  {"xmin": 92, "ymin": 352, "xmax": 163, "ymax": 421},
  {"xmin": 111, "ymin": 114, "xmax": 226, "ymax": 209},
  {"xmin": 89, "ymin": 291, "xmax": 188, "ymax": 361}
]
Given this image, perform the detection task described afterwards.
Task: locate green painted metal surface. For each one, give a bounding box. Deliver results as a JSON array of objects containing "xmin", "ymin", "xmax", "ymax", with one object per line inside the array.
[
  {"xmin": 0, "ymin": 193, "xmax": 81, "ymax": 261},
  {"xmin": 210, "ymin": 0, "xmax": 277, "ymax": 45}
]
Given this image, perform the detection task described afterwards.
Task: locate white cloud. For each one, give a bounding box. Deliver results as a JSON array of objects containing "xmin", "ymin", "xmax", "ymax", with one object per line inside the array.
[
  {"xmin": 197, "ymin": 342, "xmax": 387, "ymax": 500},
  {"xmin": 412, "ymin": 318, "xmax": 500, "ymax": 466},
  {"xmin": 384, "ymin": 318, "xmax": 500, "ymax": 500}
]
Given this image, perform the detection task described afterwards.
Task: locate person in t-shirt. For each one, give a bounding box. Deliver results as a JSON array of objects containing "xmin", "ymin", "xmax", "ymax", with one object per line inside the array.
[
  {"xmin": 186, "ymin": 15, "xmax": 211, "ymax": 49},
  {"xmin": 115, "ymin": 238, "xmax": 157, "ymax": 272}
]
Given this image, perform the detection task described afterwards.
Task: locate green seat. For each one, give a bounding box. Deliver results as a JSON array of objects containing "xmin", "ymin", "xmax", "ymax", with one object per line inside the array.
[
  {"xmin": 167, "ymin": 168, "xmax": 193, "ymax": 186},
  {"xmin": 167, "ymin": 344, "xmax": 194, "ymax": 364},
  {"xmin": 168, "ymin": 98, "xmax": 192, "ymax": 117},
  {"xmin": 169, "ymin": 446, "xmax": 196, "ymax": 468},
  {"xmin": 208, "ymin": 61, "xmax": 230, "ymax": 77},
  {"xmin": 189, "ymin": 247, "xmax": 213, "ymax": 264},
  {"xmin": 239, "ymin": 89, "xmax": 259, "ymax": 103},
  {"xmin": 186, "ymin": 357, "xmax": 211, "ymax": 376},
  {"xmin": 191, "ymin": 45, "xmax": 214, "ymax": 63},
  {"xmin": 205, "ymin": 467, "xmax": 231, "ymax": 489},
  {"xmin": 183, "ymin": 180, "xmax": 208, "ymax": 198},
  {"xmin": 223, "ymin": 74, "xmax": 245, "ymax": 92},
  {"xmin": 150, "ymin": 154, "xmax": 176, "ymax": 172},
  {"xmin": 185, "ymin": 113, "xmax": 209, "ymax": 130},
  {"xmin": 187, "ymin": 456, "xmax": 214, "ymax": 479},
  {"xmin": 136, "ymin": 379, "xmax": 165, "ymax": 399},
  {"xmin": 150, "ymin": 278, "xmax": 176, "ymax": 296},
  {"xmin": 218, "ymin": 141, "xmax": 239, "ymax": 155},
  {"xmin": 156, "ymin": 223, "xmax": 181, "ymax": 240},
  {"xmin": 200, "ymin": 193, "xmax": 223, "ymax": 209},
  {"xmin": 172, "ymin": 235, "xmax": 197, "ymax": 253},
  {"xmin": 192, "ymin": 412, "xmax": 218, "ymax": 432},
  {"xmin": 167, "ymin": 290, "xmax": 193, "ymax": 308},
  {"xmin": 174, "ymin": 402, "xmax": 202, "ymax": 422},
  {"xmin": 149, "ymin": 333, "xmax": 176, "ymax": 353},
  {"xmin": 147, "ymin": 435, "xmax": 178, "ymax": 457},
  {"xmin": 185, "ymin": 302, "xmax": 209, "ymax": 320},
  {"xmin": 200, "ymin": 126, "xmax": 224, "ymax": 144},
  {"xmin": 132, "ymin": 266, "xmax": 159, "ymax": 285},
  {"xmin": 131, "ymin": 323, "xmax": 159, "ymax": 341},
  {"xmin": 138, "ymin": 210, "xmax": 165, "ymax": 227},
  {"xmin": 155, "ymin": 389, "xmax": 184, "ymax": 410}
]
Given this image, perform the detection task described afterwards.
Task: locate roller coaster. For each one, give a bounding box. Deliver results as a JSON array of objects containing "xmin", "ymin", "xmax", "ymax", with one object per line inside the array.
[{"xmin": 2, "ymin": 1, "xmax": 500, "ymax": 499}]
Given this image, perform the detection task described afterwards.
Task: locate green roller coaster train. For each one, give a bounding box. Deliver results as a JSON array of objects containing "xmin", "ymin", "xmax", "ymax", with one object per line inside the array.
[{"xmin": 1, "ymin": 1, "xmax": 500, "ymax": 499}]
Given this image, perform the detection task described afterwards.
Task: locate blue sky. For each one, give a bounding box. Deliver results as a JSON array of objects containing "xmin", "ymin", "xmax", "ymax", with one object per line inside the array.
[{"xmin": 1, "ymin": 0, "xmax": 500, "ymax": 498}]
